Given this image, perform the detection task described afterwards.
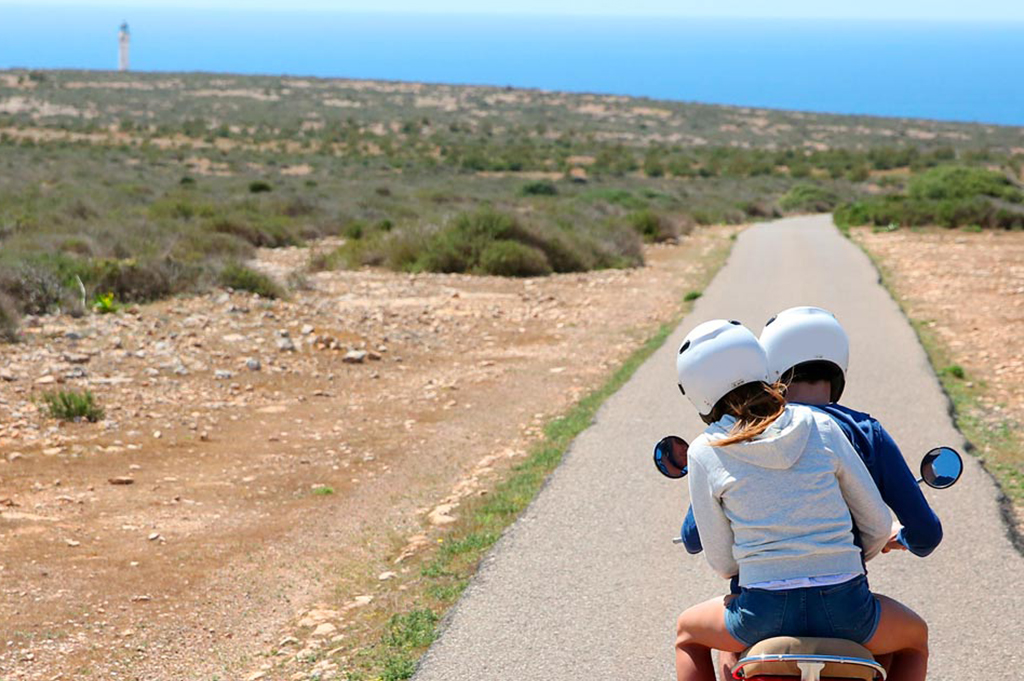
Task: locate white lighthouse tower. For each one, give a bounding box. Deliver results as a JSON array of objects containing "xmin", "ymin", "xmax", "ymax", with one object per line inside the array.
[{"xmin": 118, "ymin": 22, "xmax": 130, "ymax": 72}]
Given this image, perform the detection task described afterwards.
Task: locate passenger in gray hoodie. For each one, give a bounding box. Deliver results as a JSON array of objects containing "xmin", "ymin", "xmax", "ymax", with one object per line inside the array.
[{"xmin": 672, "ymin": 320, "xmax": 929, "ymax": 681}]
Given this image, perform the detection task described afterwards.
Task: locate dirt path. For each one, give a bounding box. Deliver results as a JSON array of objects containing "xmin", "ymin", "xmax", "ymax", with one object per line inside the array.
[{"xmin": 0, "ymin": 227, "xmax": 735, "ymax": 680}]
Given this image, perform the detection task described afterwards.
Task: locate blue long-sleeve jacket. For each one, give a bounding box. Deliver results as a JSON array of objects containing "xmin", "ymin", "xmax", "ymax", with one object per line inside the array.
[{"xmin": 681, "ymin": 403, "xmax": 943, "ymax": 558}]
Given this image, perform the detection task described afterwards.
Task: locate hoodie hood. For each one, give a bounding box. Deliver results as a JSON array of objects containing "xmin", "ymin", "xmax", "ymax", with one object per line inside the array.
[{"xmin": 705, "ymin": 404, "xmax": 815, "ymax": 470}]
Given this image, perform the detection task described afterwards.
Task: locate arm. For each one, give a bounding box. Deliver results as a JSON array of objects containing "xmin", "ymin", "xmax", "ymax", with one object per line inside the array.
[
  {"xmin": 827, "ymin": 420, "xmax": 892, "ymax": 561},
  {"xmin": 688, "ymin": 451, "xmax": 738, "ymax": 579},
  {"xmin": 872, "ymin": 422, "xmax": 943, "ymax": 557},
  {"xmin": 681, "ymin": 505, "xmax": 703, "ymax": 555}
]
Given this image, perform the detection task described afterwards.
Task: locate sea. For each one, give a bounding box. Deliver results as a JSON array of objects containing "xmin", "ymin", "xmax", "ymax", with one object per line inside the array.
[{"xmin": 2, "ymin": 7, "xmax": 1023, "ymax": 126}]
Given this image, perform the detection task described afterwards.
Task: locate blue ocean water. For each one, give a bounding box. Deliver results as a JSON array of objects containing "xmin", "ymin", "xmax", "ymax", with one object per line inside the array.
[{"xmin": 1, "ymin": 7, "xmax": 1023, "ymax": 126}]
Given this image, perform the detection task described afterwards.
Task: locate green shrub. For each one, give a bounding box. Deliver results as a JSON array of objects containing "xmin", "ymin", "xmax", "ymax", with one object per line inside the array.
[
  {"xmin": 943, "ymin": 364, "xmax": 966, "ymax": 379},
  {"xmin": 627, "ymin": 209, "xmax": 677, "ymax": 242},
  {"xmin": 40, "ymin": 389, "xmax": 104, "ymax": 422},
  {"xmin": 93, "ymin": 291, "xmax": 118, "ymax": 314},
  {"xmin": 908, "ymin": 166, "xmax": 1022, "ymax": 203},
  {"xmin": 520, "ymin": 180, "xmax": 558, "ymax": 197},
  {"xmin": 779, "ymin": 184, "xmax": 841, "ymax": 213},
  {"xmin": 478, "ymin": 241, "xmax": 552, "ymax": 277},
  {"xmin": 684, "ymin": 291, "xmax": 702, "ymax": 302},
  {"xmin": 248, "ymin": 180, "xmax": 273, "ymax": 194},
  {"xmin": 219, "ymin": 263, "xmax": 284, "ymax": 298}
]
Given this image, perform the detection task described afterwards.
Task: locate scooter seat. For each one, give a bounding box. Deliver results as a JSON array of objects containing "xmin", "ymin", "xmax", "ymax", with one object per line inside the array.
[{"xmin": 733, "ymin": 636, "xmax": 883, "ymax": 680}]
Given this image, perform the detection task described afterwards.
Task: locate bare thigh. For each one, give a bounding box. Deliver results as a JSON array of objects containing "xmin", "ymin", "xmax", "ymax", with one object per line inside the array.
[
  {"xmin": 863, "ymin": 593, "xmax": 928, "ymax": 655},
  {"xmin": 676, "ymin": 596, "xmax": 748, "ymax": 654}
]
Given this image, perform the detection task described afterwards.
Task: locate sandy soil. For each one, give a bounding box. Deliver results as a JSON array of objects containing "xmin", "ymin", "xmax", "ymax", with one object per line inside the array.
[
  {"xmin": 855, "ymin": 227, "xmax": 1024, "ymax": 524},
  {"xmin": 0, "ymin": 227, "xmax": 735, "ymax": 680}
]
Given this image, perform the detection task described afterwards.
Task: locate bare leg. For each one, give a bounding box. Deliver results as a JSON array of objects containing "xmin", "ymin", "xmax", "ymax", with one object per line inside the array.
[
  {"xmin": 675, "ymin": 597, "xmax": 747, "ymax": 681},
  {"xmin": 863, "ymin": 594, "xmax": 928, "ymax": 681},
  {"xmin": 718, "ymin": 650, "xmax": 740, "ymax": 680}
]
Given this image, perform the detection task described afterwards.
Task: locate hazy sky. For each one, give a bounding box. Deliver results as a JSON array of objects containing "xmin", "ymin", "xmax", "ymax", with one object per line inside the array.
[{"xmin": 4, "ymin": 0, "xmax": 1024, "ymax": 21}]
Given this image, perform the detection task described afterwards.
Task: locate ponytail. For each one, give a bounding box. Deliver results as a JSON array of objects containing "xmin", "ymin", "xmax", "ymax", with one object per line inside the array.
[{"xmin": 707, "ymin": 381, "xmax": 787, "ymax": 447}]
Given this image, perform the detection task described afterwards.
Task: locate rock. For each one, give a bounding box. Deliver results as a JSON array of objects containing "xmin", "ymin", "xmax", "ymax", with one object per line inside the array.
[
  {"xmin": 7, "ymin": 452, "xmax": 25, "ymax": 462},
  {"xmin": 153, "ymin": 430, "xmax": 162, "ymax": 439},
  {"xmin": 246, "ymin": 673, "xmax": 267, "ymax": 681},
  {"xmin": 428, "ymin": 503, "xmax": 458, "ymax": 525},
  {"xmin": 277, "ymin": 337, "xmax": 297, "ymax": 352},
  {"xmin": 246, "ymin": 358, "xmax": 262, "ymax": 371},
  {"xmin": 35, "ymin": 375, "xmax": 58, "ymax": 385},
  {"xmin": 108, "ymin": 477, "xmax": 135, "ymax": 485},
  {"xmin": 311, "ymin": 622, "xmax": 337, "ymax": 637},
  {"xmin": 148, "ymin": 532, "xmax": 162, "ymax": 541},
  {"xmin": 378, "ymin": 571, "xmax": 397, "ymax": 581},
  {"xmin": 214, "ymin": 369, "xmax": 234, "ymax": 380},
  {"xmin": 278, "ymin": 636, "xmax": 299, "ymax": 647},
  {"xmin": 301, "ymin": 324, "xmax": 315, "ymax": 335},
  {"xmin": 64, "ymin": 353, "xmax": 91, "ymax": 364},
  {"xmin": 65, "ymin": 331, "xmax": 83, "ymax": 341},
  {"xmin": 343, "ymin": 350, "xmax": 367, "ymax": 364},
  {"xmin": 65, "ymin": 366, "xmax": 88, "ymax": 379},
  {"xmin": 65, "ymin": 538, "xmax": 81, "ymax": 547},
  {"xmin": 111, "ymin": 337, "xmax": 124, "ymax": 349},
  {"xmin": 0, "ymin": 369, "xmax": 17, "ymax": 382}
]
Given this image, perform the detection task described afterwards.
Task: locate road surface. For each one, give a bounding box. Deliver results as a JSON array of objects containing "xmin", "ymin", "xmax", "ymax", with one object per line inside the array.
[{"xmin": 414, "ymin": 215, "xmax": 1024, "ymax": 680}]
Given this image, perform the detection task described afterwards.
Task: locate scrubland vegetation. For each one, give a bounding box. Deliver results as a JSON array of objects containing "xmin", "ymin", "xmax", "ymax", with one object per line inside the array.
[{"xmin": 1, "ymin": 69, "xmax": 1022, "ymax": 335}]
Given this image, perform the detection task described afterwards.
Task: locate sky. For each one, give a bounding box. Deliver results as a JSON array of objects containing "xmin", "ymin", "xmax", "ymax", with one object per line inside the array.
[{"xmin": 3, "ymin": 0, "xmax": 1024, "ymax": 21}]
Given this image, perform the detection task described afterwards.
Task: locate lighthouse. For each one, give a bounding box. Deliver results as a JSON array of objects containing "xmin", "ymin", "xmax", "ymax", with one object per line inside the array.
[{"xmin": 118, "ymin": 22, "xmax": 130, "ymax": 72}]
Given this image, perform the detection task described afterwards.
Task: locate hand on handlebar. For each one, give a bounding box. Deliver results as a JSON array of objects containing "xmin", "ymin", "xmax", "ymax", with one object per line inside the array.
[{"xmin": 881, "ymin": 524, "xmax": 908, "ymax": 553}]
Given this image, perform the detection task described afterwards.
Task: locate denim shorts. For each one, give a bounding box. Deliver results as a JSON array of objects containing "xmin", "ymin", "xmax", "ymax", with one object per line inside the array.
[{"xmin": 724, "ymin": 575, "xmax": 881, "ymax": 647}]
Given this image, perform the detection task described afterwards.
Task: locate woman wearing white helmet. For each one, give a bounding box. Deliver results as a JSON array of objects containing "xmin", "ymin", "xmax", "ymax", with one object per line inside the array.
[{"xmin": 671, "ymin": 320, "xmax": 926, "ymax": 681}]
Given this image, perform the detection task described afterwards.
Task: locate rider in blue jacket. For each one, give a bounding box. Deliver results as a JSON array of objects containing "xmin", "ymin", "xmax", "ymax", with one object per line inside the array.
[{"xmin": 679, "ymin": 307, "xmax": 942, "ymax": 559}]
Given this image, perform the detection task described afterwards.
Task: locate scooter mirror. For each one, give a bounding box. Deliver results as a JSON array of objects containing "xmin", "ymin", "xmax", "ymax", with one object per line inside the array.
[
  {"xmin": 654, "ymin": 435, "xmax": 689, "ymax": 479},
  {"xmin": 920, "ymin": 446, "xmax": 963, "ymax": 489}
]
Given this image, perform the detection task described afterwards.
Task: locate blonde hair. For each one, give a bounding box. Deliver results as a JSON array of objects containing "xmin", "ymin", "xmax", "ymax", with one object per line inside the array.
[{"xmin": 707, "ymin": 381, "xmax": 788, "ymax": 447}]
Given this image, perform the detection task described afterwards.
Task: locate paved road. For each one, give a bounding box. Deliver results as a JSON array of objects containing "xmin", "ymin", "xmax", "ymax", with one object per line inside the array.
[{"xmin": 414, "ymin": 215, "xmax": 1024, "ymax": 680}]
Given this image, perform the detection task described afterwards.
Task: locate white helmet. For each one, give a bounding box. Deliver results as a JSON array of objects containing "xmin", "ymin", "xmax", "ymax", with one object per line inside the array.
[
  {"xmin": 676, "ymin": 319, "xmax": 770, "ymax": 418},
  {"xmin": 759, "ymin": 306, "xmax": 849, "ymax": 401}
]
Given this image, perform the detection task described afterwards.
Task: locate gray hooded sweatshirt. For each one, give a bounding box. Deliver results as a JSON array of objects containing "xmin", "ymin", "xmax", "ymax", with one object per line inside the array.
[{"xmin": 688, "ymin": 404, "xmax": 891, "ymax": 587}]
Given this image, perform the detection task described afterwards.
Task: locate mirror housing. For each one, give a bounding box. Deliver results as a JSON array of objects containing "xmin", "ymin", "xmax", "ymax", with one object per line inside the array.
[
  {"xmin": 654, "ymin": 435, "xmax": 689, "ymax": 479},
  {"xmin": 920, "ymin": 446, "xmax": 963, "ymax": 489}
]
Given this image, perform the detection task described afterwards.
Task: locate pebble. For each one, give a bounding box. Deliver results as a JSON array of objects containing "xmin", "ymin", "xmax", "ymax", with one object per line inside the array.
[
  {"xmin": 108, "ymin": 477, "xmax": 135, "ymax": 485},
  {"xmin": 343, "ymin": 350, "xmax": 367, "ymax": 364},
  {"xmin": 246, "ymin": 358, "xmax": 262, "ymax": 371},
  {"xmin": 215, "ymin": 369, "xmax": 234, "ymax": 380},
  {"xmin": 277, "ymin": 337, "xmax": 297, "ymax": 352}
]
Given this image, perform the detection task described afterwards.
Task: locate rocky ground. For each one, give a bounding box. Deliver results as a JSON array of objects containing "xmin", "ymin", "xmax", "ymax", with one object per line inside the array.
[
  {"xmin": 855, "ymin": 227, "xmax": 1024, "ymax": 524},
  {"xmin": 0, "ymin": 227, "xmax": 735, "ymax": 680}
]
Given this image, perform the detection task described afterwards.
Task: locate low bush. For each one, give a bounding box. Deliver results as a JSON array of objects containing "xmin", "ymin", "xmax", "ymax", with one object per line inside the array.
[
  {"xmin": 520, "ymin": 180, "xmax": 558, "ymax": 197},
  {"xmin": 835, "ymin": 166, "xmax": 1024, "ymax": 230},
  {"xmin": 627, "ymin": 209, "xmax": 678, "ymax": 242},
  {"xmin": 478, "ymin": 240, "xmax": 552, "ymax": 277},
  {"xmin": 248, "ymin": 180, "xmax": 273, "ymax": 194},
  {"xmin": 778, "ymin": 184, "xmax": 841, "ymax": 213},
  {"xmin": 40, "ymin": 389, "xmax": 105, "ymax": 422},
  {"xmin": 219, "ymin": 263, "xmax": 284, "ymax": 298},
  {"xmin": 908, "ymin": 166, "xmax": 1022, "ymax": 203}
]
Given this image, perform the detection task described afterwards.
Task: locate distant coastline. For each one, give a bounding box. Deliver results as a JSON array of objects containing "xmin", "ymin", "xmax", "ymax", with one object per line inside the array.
[{"xmin": 2, "ymin": 9, "xmax": 1023, "ymax": 125}]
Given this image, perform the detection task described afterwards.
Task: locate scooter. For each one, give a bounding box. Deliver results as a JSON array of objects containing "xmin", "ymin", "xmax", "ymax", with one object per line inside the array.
[{"xmin": 654, "ymin": 436, "xmax": 964, "ymax": 681}]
